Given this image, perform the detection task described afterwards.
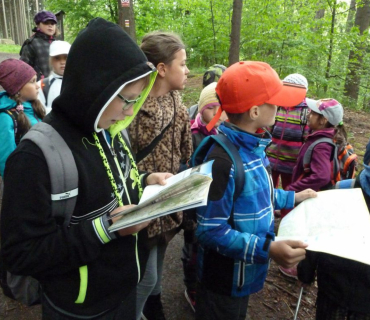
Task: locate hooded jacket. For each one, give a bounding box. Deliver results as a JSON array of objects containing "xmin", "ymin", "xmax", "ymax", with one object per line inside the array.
[
  {"xmin": 289, "ymin": 128, "xmax": 335, "ymax": 192},
  {"xmin": 0, "ymin": 91, "xmax": 41, "ymax": 176},
  {"xmin": 20, "ymin": 29, "xmax": 55, "ymax": 80},
  {"xmin": 1, "ymin": 18, "xmax": 156, "ymax": 318}
]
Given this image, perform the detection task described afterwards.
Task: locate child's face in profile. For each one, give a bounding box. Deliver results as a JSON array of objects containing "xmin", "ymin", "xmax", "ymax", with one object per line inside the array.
[
  {"xmin": 255, "ymin": 103, "xmax": 277, "ymax": 127},
  {"xmin": 51, "ymin": 55, "xmax": 67, "ymax": 76},
  {"xmin": 19, "ymin": 75, "xmax": 39, "ymax": 102},
  {"xmin": 98, "ymin": 77, "xmax": 147, "ymax": 129},
  {"xmin": 38, "ymin": 21, "xmax": 56, "ymax": 36},
  {"xmin": 307, "ymin": 110, "xmax": 326, "ymax": 131},
  {"xmin": 163, "ymin": 49, "xmax": 189, "ymax": 91},
  {"xmin": 202, "ymin": 105, "xmax": 221, "ymax": 126}
]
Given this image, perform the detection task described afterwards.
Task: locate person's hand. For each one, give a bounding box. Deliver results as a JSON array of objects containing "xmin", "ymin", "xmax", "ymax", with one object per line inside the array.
[
  {"xmin": 146, "ymin": 172, "xmax": 173, "ymax": 186},
  {"xmin": 109, "ymin": 205, "xmax": 150, "ymax": 237},
  {"xmin": 295, "ymin": 189, "xmax": 317, "ymax": 204},
  {"xmin": 269, "ymin": 240, "xmax": 308, "ymax": 268}
]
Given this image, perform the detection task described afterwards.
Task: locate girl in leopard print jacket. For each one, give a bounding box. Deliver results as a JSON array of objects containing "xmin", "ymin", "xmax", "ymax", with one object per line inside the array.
[{"xmin": 128, "ymin": 31, "xmax": 193, "ymax": 319}]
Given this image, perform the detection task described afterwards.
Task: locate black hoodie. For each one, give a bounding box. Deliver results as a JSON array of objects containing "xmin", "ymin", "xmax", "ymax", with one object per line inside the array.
[{"xmin": 1, "ymin": 18, "xmax": 156, "ymax": 318}]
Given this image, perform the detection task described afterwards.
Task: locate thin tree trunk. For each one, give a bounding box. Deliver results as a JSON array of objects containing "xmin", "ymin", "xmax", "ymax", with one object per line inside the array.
[
  {"xmin": 324, "ymin": 0, "xmax": 336, "ymax": 93},
  {"xmin": 228, "ymin": 0, "xmax": 243, "ymax": 66},
  {"xmin": 117, "ymin": 0, "xmax": 136, "ymax": 42},
  {"xmin": 210, "ymin": 0, "xmax": 217, "ymax": 64},
  {"xmin": 1, "ymin": 0, "xmax": 8, "ymax": 38},
  {"xmin": 345, "ymin": 0, "xmax": 356, "ymax": 33},
  {"xmin": 344, "ymin": 0, "xmax": 370, "ymax": 103}
]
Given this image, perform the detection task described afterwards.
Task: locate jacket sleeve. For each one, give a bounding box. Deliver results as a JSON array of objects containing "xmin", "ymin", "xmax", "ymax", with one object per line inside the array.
[
  {"xmin": 196, "ymin": 156, "xmax": 271, "ymax": 264},
  {"xmin": 289, "ymin": 143, "xmax": 333, "ymax": 192},
  {"xmin": 20, "ymin": 41, "xmax": 36, "ymax": 68},
  {"xmin": 1, "ymin": 144, "xmax": 115, "ymax": 277},
  {"xmin": 274, "ymin": 189, "xmax": 295, "ymax": 210},
  {"xmin": 297, "ymin": 250, "xmax": 318, "ymax": 284},
  {"xmin": 0, "ymin": 113, "xmax": 17, "ymax": 177}
]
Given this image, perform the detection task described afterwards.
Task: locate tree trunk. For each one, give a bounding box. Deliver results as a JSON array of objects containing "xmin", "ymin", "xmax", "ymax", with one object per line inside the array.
[
  {"xmin": 345, "ymin": 0, "xmax": 356, "ymax": 33},
  {"xmin": 228, "ymin": 0, "xmax": 243, "ymax": 66},
  {"xmin": 344, "ymin": 0, "xmax": 370, "ymax": 103},
  {"xmin": 117, "ymin": 0, "xmax": 136, "ymax": 42},
  {"xmin": 210, "ymin": 0, "xmax": 217, "ymax": 64},
  {"xmin": 324, "ymin": 0, "xmax": 336, "ymax": 93}
]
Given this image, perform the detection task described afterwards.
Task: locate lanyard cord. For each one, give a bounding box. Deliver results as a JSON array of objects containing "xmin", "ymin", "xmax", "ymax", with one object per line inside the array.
[
  {"xmin": 92, "ymin": 131, "xmax": 143, "ymax": 207},
  {"xmin": 117, "ymin": 132, "xmax": 143, "ymax": 198}
]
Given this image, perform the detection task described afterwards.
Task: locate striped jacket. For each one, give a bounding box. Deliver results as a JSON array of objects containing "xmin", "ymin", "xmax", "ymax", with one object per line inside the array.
[
  {"xmin": 266, "ymin": 100, "xmax": 309, "ymax": 174},
  {"xmin": 196, "ymin": 123, "xmax": 295, "ymax": 297}
]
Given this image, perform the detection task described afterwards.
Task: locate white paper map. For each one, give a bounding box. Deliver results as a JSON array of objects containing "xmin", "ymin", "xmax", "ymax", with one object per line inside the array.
[
  {"xmin": 108, "ymin": 161, "xmax": 214, "ymax": 232},
  {"xmin": 276, "ymin": 188, "xmax": 370, "ymax": 265}
]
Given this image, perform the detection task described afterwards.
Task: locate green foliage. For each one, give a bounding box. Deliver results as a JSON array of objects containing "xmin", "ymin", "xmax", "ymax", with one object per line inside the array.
[
  {"xmin": 43, "ymin": 0, "xmax": 370, "ymax": 110},
  {"xmin": 181, "ymin": 75, "xmax": 203, "ymax": 107},
  {"xmin": 0, "ymin": 44, "xmax": 21, "ymax": 54}
]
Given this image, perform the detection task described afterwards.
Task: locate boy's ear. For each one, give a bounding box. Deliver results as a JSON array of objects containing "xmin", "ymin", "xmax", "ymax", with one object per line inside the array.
[
  {"xmin": 156, "ymin": 62, "xmax": 166, "ymax": 77},
  {"xmin": 249, "ymin": 105, "xmax": 260, "ymax": 121}
]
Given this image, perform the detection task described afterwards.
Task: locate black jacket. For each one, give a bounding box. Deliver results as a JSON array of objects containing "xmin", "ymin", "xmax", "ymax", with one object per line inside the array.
[
  {"xmin": 2, "ymin": 18, "xmax": 156, "ymax": 318},
  {"xmin": 20, "ymin": 30, "xmax": 55, "ymax": 80}
]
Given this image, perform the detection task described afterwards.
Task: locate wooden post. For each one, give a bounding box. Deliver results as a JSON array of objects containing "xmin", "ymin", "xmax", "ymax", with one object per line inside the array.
[{"xmin": 117, "ymin": 0, "xmax": 137, "ymax": 42}]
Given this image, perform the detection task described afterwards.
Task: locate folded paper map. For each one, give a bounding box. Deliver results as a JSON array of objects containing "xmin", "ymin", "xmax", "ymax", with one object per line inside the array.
[{"xmin": 108, "ymin": 161, "xmax": 214, "ymax": 232}]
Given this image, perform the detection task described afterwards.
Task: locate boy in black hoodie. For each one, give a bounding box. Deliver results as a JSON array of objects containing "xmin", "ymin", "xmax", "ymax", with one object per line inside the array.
[{"xmin": 1, "ymin": 18, "xmax": 170, "ymax": 319}]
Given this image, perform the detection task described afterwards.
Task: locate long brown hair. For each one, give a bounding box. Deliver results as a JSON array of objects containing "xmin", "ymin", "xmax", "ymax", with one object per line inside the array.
[
  {"xmin": 10, "ymin": 93, "xmax": 45, "ymax": 136},
  {"xmin": 140, "ymin": 31, "xmax": 185, "ymax": 66},
  {"xmin": 322, "ymin": 114, "xmax": 347, "ymax": 147}
]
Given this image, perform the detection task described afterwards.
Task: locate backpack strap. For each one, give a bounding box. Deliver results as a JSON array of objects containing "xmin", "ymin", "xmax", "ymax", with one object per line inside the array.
[
  {"xmin": 0, "ymin": 109, "xmax": 22, "ymax": 145},
  {"xmin": 41, "ymin": 76, "xmax": 56, "ymax": 107},
  {"xmin": 135, "ymin": 121, "xmax": 172, "ymax": 163},
  {"xmin": 21, "ymin": 122, "xmax": 78, "ymax": 227},
  {"xmin": 302, "ymin": 137, "xmax": 338, "ymax": 184},
  {"xmin": 191, "ymin": 134, "xmax": 245, "ymax": 201},
  {"xmin": 191, "ymin": 134, "xmax": 245, "ymax": 229}
]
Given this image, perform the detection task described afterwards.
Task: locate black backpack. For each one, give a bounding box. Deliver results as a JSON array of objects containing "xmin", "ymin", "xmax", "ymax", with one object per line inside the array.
[
  {"xmin": 190, "ymin": 133, "xmax": 245, "ymax": 205},
  {"xmin": 0, "ymin": 122, "xmax": 79, "ymax": 306},
  {"xmin": 0, "ymin": 109, "xmax": 22, "ymax": 145}
]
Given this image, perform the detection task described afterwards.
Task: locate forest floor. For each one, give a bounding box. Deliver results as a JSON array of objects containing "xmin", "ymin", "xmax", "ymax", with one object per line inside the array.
[{"xmin": 0, "ymin": 53, "xmax": 370, "ymax": 319}]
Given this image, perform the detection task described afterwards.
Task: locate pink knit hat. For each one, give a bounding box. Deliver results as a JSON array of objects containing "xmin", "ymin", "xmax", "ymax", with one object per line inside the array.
[{"xmin": 0, "ymin": 59, "xmax": 36, "ymax": 96}]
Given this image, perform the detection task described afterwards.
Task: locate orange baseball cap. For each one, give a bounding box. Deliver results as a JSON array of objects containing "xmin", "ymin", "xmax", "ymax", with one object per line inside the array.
[{"xmin": 206, "ymin": 61, "xmax": 307, "ymax": 131}]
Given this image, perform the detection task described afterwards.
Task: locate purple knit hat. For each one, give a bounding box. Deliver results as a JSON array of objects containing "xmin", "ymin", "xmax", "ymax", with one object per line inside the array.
[{"xmin": 0, "ymin": 59, "xmax": 36, "ymax": 96}]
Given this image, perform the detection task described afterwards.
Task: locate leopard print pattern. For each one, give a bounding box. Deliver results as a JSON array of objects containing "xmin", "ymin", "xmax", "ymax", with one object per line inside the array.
[{"xmin": 128, "ymin": 90, "xmax": 193, "ymax": 238}]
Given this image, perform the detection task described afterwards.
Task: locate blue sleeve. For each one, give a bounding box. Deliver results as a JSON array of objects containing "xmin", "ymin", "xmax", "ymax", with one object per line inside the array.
[
  {"xmin": 196, "ymin": 158, "xmax": 270, "ymax": 264},
  {"xmin": 274, "ymin": 189, "xmax": 295, "ymax": 210},
  {"xmin": 364, "ymin": 139, "xmax": 370, "ymax": 166},
  {"xmin": 0, "ymin": 113, "xmax": 16, "ymax": 177}
]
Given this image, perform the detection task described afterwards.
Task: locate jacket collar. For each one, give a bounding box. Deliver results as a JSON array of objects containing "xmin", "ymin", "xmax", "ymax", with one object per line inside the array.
[{"xmin": 219, "ymin": 122, "xmax": 271, "ymax": 157}]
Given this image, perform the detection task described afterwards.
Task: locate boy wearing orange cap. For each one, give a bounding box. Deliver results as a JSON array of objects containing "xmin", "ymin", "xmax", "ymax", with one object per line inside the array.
[{"xmin": 195, "ymin": 61, "xmax": 316, "ymax": 320}]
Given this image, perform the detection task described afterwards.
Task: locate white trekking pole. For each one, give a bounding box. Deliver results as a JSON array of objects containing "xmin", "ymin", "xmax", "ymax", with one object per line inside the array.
[{"xmin": 294, "ymin": 286, "xmax": 304, "ymax": 320}]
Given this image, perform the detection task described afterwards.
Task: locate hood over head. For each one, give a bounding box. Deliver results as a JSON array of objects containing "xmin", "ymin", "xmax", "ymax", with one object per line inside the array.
[{"xmin": 52, "ymin": 18, "xmax": 157, "ymax": 134}]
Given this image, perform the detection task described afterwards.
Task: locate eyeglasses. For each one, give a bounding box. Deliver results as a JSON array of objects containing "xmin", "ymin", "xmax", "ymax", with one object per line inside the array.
[{"xmin": 117, "ymin": 93, "xmax": 141, "ymax": 110}]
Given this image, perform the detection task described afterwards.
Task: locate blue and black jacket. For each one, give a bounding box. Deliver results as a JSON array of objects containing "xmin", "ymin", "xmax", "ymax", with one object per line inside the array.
[{"xmin": 196, "ymin": 122, "xmax": 295, "ymax": 297}]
